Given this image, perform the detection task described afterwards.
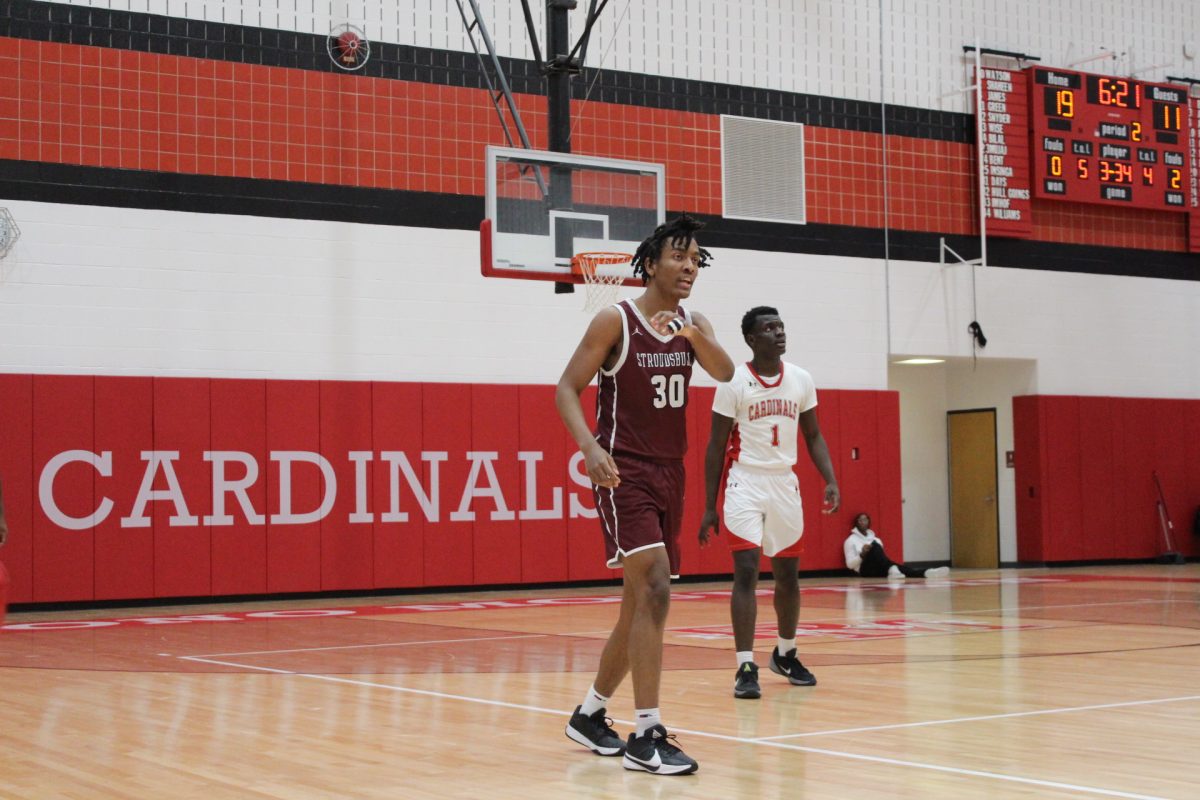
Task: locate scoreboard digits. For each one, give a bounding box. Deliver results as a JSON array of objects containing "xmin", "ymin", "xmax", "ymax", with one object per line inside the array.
[{"xmin": 1029, "ymin": 67, "xmax": 1190, "ymax": 210}]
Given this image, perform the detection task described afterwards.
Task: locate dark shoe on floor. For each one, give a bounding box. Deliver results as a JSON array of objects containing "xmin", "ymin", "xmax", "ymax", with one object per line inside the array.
[
  {"xmin": 769, "ymin": 647, "xmax": 817, "ymax": 686},
  {"xmin": 565, "ymin": 706, "xmax": 625, "ymax": 756},
  {"xmin": 622, "ymin": 724, "xmax": 699, "ymax": 775},
  {"xmin": 733, "ymin": 661, "xmax": 761, "ymax": 699}
]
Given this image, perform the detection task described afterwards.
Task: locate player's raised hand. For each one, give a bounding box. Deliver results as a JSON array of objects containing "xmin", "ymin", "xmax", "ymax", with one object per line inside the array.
[
  {"xmin": 649, "ymin": 310, "xmax": 687, "ymax": 337},
  {"xmin": 698, "ymin": 509, "xmax": 721, "ymax": 546},
  {"xmin": 823, "ymin": 482, "xmax": 841, "ymax": 514}
]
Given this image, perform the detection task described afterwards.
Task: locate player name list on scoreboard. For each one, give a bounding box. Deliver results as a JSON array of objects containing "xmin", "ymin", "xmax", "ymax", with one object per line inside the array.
[{"xmin": 977, "ymin": 67, "xmax": 1033, "ymax": 237}]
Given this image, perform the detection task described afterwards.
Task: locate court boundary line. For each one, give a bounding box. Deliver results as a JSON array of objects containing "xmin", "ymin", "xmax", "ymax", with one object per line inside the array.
[
  {"xmin": 176, "ymin": 653, "xmax": 1175, "ymax": 800},
  {"xmin": 758, "ymin": 693, "xmax": 1200, "ymax": 740},
  {"xmin": 190, "ymin": 632, "xmax": 549, "ymax": 658}
]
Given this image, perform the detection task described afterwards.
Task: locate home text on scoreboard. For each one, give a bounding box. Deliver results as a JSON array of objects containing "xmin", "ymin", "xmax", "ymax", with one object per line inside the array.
[{"xmin": 1029, "ymin": 67, "xmax": 1190, "ymax": 211}]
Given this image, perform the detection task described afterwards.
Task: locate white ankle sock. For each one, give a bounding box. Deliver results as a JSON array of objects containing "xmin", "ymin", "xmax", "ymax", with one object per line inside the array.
[
  {"xmin": 888, "ymin": 564, "xmax": 904, "ymax": 579},
  {"xmin": 736, "ymin": 650, "xmax": 755, "ymax": 667},
  {"xmin": 635, "ymin": 708, "xmax": 661, "ymax": 737},
  {"xmin": 777, "ymin": 637, "xmax": 796, "ymax": 657},
  {"xmin": 579, "ymin": 684, "xmax": 610, "ymax": 717}
]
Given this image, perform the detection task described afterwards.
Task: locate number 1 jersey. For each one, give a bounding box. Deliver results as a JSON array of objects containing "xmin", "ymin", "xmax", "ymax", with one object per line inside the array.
[
  {"xmin": 712, "ymin": 361, "xmax": 817, "ymax": 470},
  {"xmin": 594, "ymin": 299, "xmax": 695, "ymax": 461}
]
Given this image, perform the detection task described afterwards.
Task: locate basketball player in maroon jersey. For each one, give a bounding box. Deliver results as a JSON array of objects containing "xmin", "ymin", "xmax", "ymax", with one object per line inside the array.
[{"xmin": 558, "ymin": 215, "xmax": 734, "ymax": 775}]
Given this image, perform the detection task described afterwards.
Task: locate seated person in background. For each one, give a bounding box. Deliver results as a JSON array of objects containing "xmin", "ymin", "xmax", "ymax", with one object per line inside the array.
[{"xmin": 844, "ymin": 513, "xmax": 949, "ymax": 579}]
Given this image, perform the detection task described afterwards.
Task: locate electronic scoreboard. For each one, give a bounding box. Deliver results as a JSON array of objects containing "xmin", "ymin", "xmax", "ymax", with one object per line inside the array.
[{"xmin": 1029, "ymin": 67, "xmax": 1190, "ymax": 211}]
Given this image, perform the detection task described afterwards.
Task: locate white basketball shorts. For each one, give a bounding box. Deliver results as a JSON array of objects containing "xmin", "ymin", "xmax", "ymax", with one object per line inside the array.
[{"xmin": 722, "ymin": 461, "xmax": 805, "ymax": 557}]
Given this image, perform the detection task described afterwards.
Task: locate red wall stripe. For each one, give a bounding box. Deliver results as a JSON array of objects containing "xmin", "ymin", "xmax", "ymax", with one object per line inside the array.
[{"xmin": 2, "ymin": 35, "xmax": 1189, "ymax": 251}]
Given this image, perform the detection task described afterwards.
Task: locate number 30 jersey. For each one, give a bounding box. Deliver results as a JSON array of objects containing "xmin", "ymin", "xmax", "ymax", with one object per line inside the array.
[
  {"xmin": 712, "ymin": 361, "xmax": 817, "ymax": 471},
  {"xmin": 594, "ymin": 299, "xmax": 695, "ymax": 461}
]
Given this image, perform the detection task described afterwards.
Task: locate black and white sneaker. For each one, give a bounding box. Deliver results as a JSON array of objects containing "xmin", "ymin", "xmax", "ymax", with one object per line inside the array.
[
  {"xmin": 769, "ymin": 647, "xmax": 817, "ymax": 686},
  {"xmin": 565, "ymin": 706, "xmax": 625, "ymax": 756},
  {"xmin": 733, "ymin": 662, "xmax": 761, "ymax": 699},
  {"xmin": 622, "ymin": 724, "xmax": 698, "ymax": 775}
]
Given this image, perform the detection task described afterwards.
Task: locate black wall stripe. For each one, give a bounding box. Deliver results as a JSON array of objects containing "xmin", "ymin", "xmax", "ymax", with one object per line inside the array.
[
  {"xmin": 2, "ymin": 159, "xmax": 1194, "ymax": 281},
  {"xmin": 1, "ymin": 0, "xmax": 971, "ymax": 142}
]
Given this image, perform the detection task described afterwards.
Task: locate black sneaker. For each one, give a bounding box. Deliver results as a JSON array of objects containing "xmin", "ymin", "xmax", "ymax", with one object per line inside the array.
[
  {"xmin": 733, "ymin": 661, "xmax": 761, "ymax": 699},
  {"xmin": 565, "ymin": 706, "xmax": 625, "ymax": 756},
  {"xmin": 622, "ymin": 724, "xmax": 698, "ymax": 775},
  {"xmin": 769, "ymin": 647, "xmax": 817, "ymax": 686}
]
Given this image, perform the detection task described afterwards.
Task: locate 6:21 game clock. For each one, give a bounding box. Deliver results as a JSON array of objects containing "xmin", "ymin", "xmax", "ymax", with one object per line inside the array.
[{"xmin": 1029, "ymin": 66, "xmax": 1189, "ymax": 211}]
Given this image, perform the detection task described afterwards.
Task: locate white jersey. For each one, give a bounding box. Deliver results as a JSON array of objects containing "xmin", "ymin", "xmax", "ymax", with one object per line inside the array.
[{"xmin": 711, "ymin": 361, "xmax": 817, "ymax": 471}]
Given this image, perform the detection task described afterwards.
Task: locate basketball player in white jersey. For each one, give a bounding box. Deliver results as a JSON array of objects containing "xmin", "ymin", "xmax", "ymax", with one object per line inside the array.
[{"xmin": 699, "ymin": 306, "xmax": 840, "ymax": 699}]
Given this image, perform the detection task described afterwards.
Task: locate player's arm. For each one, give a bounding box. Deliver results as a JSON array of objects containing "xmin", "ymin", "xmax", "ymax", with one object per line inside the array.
[
  {"xmin": 652, "ymin": 310, "xmax": 734, "ymax": 381},
  {"xmin": 699, "ymin": 411, "xmax": 735, "ymax": 546},
  {"xmin": 799, "ymin": 408, "xmax": 840, "ymax": 513},
  {"xmin": 555, "ymin": 307, "xmax": 623, "ymax": 489}
]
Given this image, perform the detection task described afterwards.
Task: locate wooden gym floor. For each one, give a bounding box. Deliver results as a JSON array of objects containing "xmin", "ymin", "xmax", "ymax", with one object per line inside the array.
[{"xmin": 1, "ymin": 564, "xmax": 1198, "ymax": 799}]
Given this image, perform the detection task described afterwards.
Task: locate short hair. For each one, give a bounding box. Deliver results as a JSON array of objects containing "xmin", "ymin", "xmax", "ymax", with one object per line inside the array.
[
  {"xmin": 854, "ymin": 512, "xmax": 871, "ymax": 526},
  {"xmin": 631, "ymin": 214, "xmax": 712, "ymax": 284},
  {"xmin": 741, "ymin": 305, "xmax": 780, "ymax": 337}
]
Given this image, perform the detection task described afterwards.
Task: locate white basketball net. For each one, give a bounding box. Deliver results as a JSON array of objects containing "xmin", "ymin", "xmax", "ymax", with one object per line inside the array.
[{"xmin": 573, "ymin": 252, "xmax": 631, "ymax": 313}]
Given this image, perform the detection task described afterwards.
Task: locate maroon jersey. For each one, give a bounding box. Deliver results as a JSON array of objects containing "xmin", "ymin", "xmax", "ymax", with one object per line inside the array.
[{"xmin": 595, "ymin": 299, "xmax": 695, "ymax": 460}]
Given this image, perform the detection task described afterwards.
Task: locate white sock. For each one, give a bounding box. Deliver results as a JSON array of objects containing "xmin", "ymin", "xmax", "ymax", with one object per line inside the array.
[
  {"xmin": 579, "ymin": 684, "xmax": 610, "ymax": 717},
  {"xmin": 888, "ymin": 564, "xmax": 904, "ymax": 579},
  {"xmin": 635, "ymin": 708, "xmax": 661, "ymax": 737},
  {"xmin": 777, "ymin": 637, "xmax": 796, "ymax": 657},
  {"xmin": 736, "ymin": 650, "xmax": 755, "ymax": 667}
]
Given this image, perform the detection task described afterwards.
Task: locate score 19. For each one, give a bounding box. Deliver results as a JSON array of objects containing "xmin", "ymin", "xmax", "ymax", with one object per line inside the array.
[{"xmin": 1044, "ymin": 87, "xmax": 1074, "ymax": 119}]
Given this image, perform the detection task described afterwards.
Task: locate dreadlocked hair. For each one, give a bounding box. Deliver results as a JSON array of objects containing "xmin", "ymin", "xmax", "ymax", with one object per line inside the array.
[{"xmin": 630, "ymin": 214, "xmax": 712, "ymax": 285}]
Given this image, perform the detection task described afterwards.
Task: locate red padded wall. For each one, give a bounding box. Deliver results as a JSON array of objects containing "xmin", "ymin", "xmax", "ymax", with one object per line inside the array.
[
  {"xmin": 266, "ymin": 380, "xmax": 321, "ymax": 593},
  {"xmin": 1042, "ymin": 396, "xmax": 1083, "ymax": 561},
  {"xmin": 566, "ymin": 386, "xmax": 614, "ymax": 581},
  {"xmin": 518, "ymin": 385, "xmax": 569, "ymax": 583},
  {"xmin": 1014, "ymin": 394, "xmax": 1200, "ymax": 562},
  {"xmin": 371, "ymin": 382, "xmax": 425, "ymax": 589},
  {"xmin": 422, "ymin": 383, "xmax": 473, "ymax": 587},
  {"xmin": 32, "ymin": 375, "xmax": 95, "ymax": 601},
  {"xmin": 319, "ymin": 381, "xmax": 374, "ymax": 590},
  {"xmin": 210, "ymin": 378, "xmax": 268, "ymax": 596},
  {"xmin": 1116, "ymin": 398, "xmax": 1159, "ymax": 559},
  {"xmin": 9, "ymin": 377, "xmax": 906, "ymax": 602},
  {"xmin": 94, "ymin": 376, "xmax": 155, "ymax": 600},
  {"xmin": 470, "ymin": 385, "xmax": 521, "ymax": 585},
  {"xmin": 1013, "ymin": 395, "xmax": 1044, "ymax": 562},
  {"xmin": 875, "ymin": 391, "xmax": 904, "ymax": 556},
  {"xmin": 1077, "ymin": 397, "xmax": 1118, "ymax": 560},
  {"xmin": 836, "ymin": 391, "xmax": 881, "ymax": 566},
  {"xmin": 0, "ymin": 374, "xmax": 33, "ymax": 603},
  {"xmin": 809, "ymin": 391, "xmax": 843, "ymax": 566},
  {"xmin": 152, "ymin": 378, "xmax": 211, "ymax": 598}
]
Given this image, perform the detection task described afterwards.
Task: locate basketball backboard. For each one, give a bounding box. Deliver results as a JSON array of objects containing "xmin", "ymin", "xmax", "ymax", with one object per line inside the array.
[{"xmin": 481, "ymin": 146, "xmax": 666, "ymax": 287}]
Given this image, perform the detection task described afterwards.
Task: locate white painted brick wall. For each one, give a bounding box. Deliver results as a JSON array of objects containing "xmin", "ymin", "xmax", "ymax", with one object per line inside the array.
[
  {"xmin": 3, "ymin": 200, "xmax": 1196, "ymax": 399},
  {"xmin": 0, "ymin": 200, "xmax": 888, "ymax": 389},
  {"xmin": 47, "ymin": 1, "xmax": 1200, "ymax": 106}
]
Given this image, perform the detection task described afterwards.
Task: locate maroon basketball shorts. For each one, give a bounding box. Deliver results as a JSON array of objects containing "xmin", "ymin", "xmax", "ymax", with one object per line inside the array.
[{"xmin": 593, "ymin": 454, "xmax": 685, "ymax": 578}]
